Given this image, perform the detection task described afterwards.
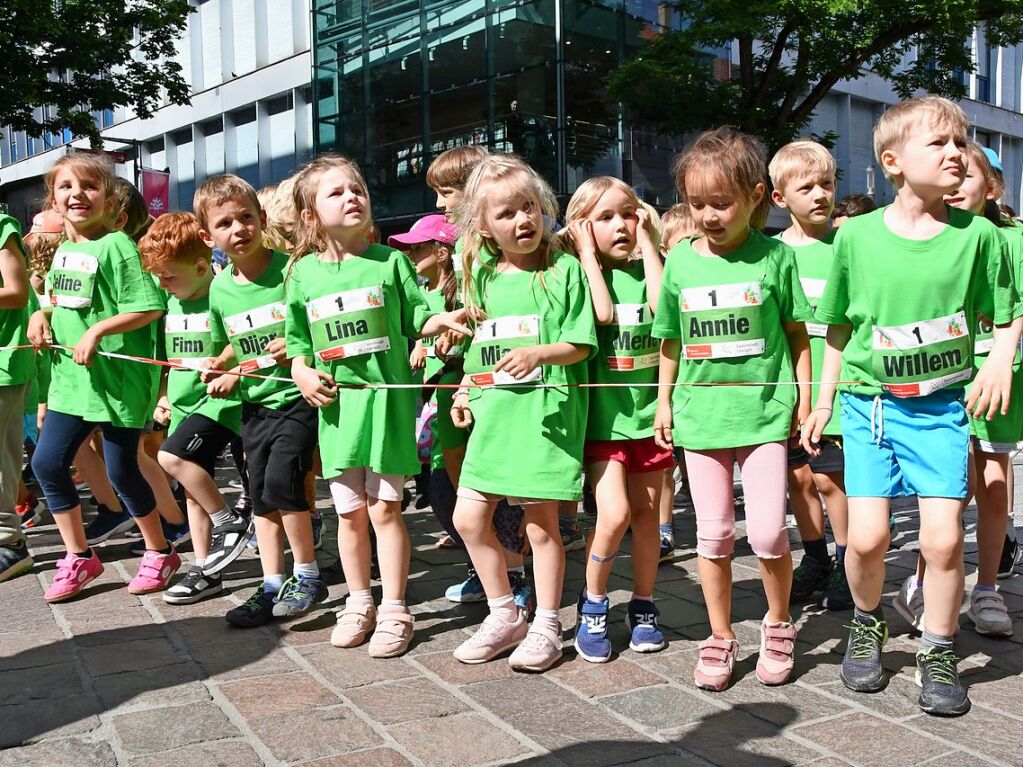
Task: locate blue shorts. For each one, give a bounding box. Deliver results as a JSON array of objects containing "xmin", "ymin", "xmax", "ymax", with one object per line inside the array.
[{"xmin": 840, "ymin": 390, "xmax": 968, "ymax": 499}]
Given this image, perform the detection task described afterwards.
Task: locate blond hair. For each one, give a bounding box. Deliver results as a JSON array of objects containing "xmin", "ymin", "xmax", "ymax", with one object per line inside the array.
[
  {"xmin": 873, "ymin": 96, "xmax": 968, "ymax": 178},
  {"xmin": 263, "ymin": 177, "xmax": 299, "ymax": 252},
  {"xmin": 26, "ymin": 232, "xmax": 63, "ymax": 281},
  {"xmin": 674, "ymin": 127, "xmax": 770, "ymax": 229},
  {"xmin": 427, "ymin": 145, "xmax": 490, "ymax": 190},
  {"xmin": 769, "ymin": 140, "xmax": 836, "ymax": 192},
  {"xmin": 290, "ymin": 154, "xmax": 372, "ymax": 260},
  {"xmin": 564, "ymin": 177, "xmax": 649, "ymax": 257},
  {"xmin": 44, "ymin": 153, "xmax": 116, "ymax": 210},
  {"xmin": 661, "ymin": 203, "xmax": 697, "ymax": 246},
  {"xmin": 193, "ymin": 174, "xmax": 261, "ymax": 230},
  {"xmin": 453, "ymin": 155, "xmax": 559, "ymax": 317}
]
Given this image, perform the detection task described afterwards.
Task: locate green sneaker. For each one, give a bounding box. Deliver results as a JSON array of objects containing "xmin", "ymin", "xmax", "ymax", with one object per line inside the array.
[
  {"xmin": 840, "ymin": 613, "xmax": 888, "ymax": 692},
  {"xmin": 916, "ymin": 647, "xmax": 970, "ymax": 716}
]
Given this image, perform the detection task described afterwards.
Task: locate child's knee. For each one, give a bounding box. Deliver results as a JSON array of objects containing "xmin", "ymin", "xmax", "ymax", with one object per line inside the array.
[
  {"xmin": 920, "ymin": 528, "xmax": 963, "ymax": 567},
  {"xmin": 30, "ymin": 446, "xmax": 61, "ymax": 484},
  {"xmin": 453, "ymin": 508, "xmax": 486, "ymax": 540},
  {"xmin": 156, "ymin": 450, "xmax": 182, "ymax": 476},
  {"xmin": 748, "ymin": 526, "xmax": 789, "ymax": 559},
  {"xmin": 696, "ymin": 522, "xmax": 735, "ymax": 559}
]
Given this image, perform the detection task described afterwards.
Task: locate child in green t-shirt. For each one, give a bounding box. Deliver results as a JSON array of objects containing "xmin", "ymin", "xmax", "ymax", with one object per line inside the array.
[
  {"xmin": 448, "ymin": 155, "xmax": 597, "ymax": 673},
  {"xmin": 563, "ymin": 177, "xmax": 671, "ymax": 663},
  {"xmin": 197, "ymin": 174, "xmax": 325, "ymax": 628},
  {"xmin": 139, "ymin": 212, "xmax": 250, "ymax": 604},
  {"xmin": 28, "ymin": 153, "xmax": 174, "ymax": 603},
  {"xmin": 768, "ymin": 140, "xmax": 851, "ymax": 612},
  {"xmin": 286, "ymin": 156, "xmax": 468, "ymax": 659},
  {"xmin": 653, "ymin": 127, "xmax": 813, "ymax": 691},
  {"xmin": 802, "ymin": 97, "xmax": 1023, "ymax": 717}
]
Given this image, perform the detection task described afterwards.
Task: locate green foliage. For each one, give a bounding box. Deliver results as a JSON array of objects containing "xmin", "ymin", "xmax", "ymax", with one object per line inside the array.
[
  {"xmin": 0, "ymin": 0, "xmax": 193, "ymax": 145},
  {"xmin": 608, "ymin": 0, "xmax": 1023, "ymax": 151}
]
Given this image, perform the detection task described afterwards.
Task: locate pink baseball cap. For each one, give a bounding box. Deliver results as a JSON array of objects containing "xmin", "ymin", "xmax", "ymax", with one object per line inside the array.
[
  {"xmin": 26, "ymin": 208, "xmax": 64, "ymax": 238},
  {"xmin": 388, "ymin": 214, "xmax": 458, "ymax": 249}
]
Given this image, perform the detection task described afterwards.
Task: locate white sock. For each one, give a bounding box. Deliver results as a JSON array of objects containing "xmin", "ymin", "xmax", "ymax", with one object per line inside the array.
[
  {"xmin": 263, "ymin": 573, "xmax": 285, "ymax": 592},
  {"xmin": 533, "ymin": 607, "xmax": 560, "ymax": 634},
  {"xmin": 210, "ymin": 506, "xmax": 237, "ymax": 527},
  {"xmin": 349, "ymin": 588, "xmax": 373, "ymax": 604},
  {"xmin": 193, "ymin": 558, "xmax": 206, "ymax": 568},
  {"xmin": 293, "ymin": 561, "xmax": 319, "ymax": 579},
  {"xmin": 381, "ymin": 598, "xmax": 406, "ymax": 609},
  {"xmin": 487, "ymin": 594, "xmax": 516, "ymax": 621}
]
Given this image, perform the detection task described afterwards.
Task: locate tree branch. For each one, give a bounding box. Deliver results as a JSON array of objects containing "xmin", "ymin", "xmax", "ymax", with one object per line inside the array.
[
  {"xmin": 750, "ymin": 22, "xmax": 795, "ymax": 110},
  {"xmin": 738, "ymin": 36, "xmax": 755, "ymax": 103}
]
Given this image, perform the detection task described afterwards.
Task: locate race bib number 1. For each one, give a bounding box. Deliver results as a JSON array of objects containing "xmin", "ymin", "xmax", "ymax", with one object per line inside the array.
[
  {"xmin": 225, "ymin": 302, "xmax": 286, "ymax": 373},
  {"xmin": 165, "ymin": 312, "xmax": 212, "ymax": 370},
  {"xmin": 464, "ymin": 314, "xmax": 543, "ymax": 387},
  {"xmin": 872, "ymin": 311, "xmax": 972, "ymax": 397},
  {"xmin": 307, "ymin": 286, "xmax": 391, "ymax": 362},
  {"xmin": 800, "ymin": 277, "xmax": 828, "ymax": 338},
  {"xmin": 681, "ymin": 282, "xmax": 766, "ymax": 359},
  {"xmin": 48, "ymin": 251, "xmax": 99, "ymax": 309},
  {"xmin": 607, "ymin": 303, "xmax": 658, "ymax": 371}
]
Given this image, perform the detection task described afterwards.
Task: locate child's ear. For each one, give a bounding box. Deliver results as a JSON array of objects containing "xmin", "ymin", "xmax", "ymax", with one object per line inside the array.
[
  {"xmin": 113, "ymin": 210, "xmax": 128, "ymax": 231},
  {"xmin": 770, "ymin": 189, "xmax": 788, "ymax": 209},
  {"xmin": 880, "ymin": 148, "xmax": 900, "ymax": 179},
  {"xmin": 195, "ymin": 258, "xmax": 210, "ymax": 277},
  {"xmin": 750, "ymin": 182, "xmax": 766, "ymax": 207},
  {"xmin": 197, "ymin": 227, "xmax": 216, "ymax": 249}
]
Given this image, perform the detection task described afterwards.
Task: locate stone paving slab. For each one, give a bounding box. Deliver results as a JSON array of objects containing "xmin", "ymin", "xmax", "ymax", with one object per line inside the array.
[{"xmin": 3, "ymin": 459, "xmax": 1023, "ymax": 766}]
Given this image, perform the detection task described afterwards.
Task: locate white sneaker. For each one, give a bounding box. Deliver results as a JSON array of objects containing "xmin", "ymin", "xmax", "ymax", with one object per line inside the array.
[
  {"xmin": 967, "ymin": 589, "xmax": 1013, "ymax": 637},
  {"xmin": 892, "ymin": 575, "xmax": 924, "ymax": 629}
]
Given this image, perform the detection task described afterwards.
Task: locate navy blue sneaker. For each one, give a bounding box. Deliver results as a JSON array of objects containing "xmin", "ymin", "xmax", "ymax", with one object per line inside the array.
[
  {"xmin": 225, "ymin": 586, "xmax": 276, "ymax": 627},
  {"xmin": 0, "ymin": 538, "xmax": 33, "ymax": 583},
  {"xmin": 272, "ymin": 574, "xmax": 328, "ymax": 617},
  {"xmin": 627, "ymin": 599, "xmax": 666, "ymax": 653},
  {"xmin": 574, "ymin": 595, "xmax": 611, "ymax": 663},
  {"xmin": 84, "ymin": 505, "xmax": 135, "ymax": 545},
  {"xmin": 129, "ymin": 518, "xmax": 191, "ymax": 556}
]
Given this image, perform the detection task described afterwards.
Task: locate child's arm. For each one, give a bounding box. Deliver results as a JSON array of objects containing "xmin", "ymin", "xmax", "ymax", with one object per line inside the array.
[
  {"xmin": 494, "ymin": 342, "xmax": 589, "ymax": 380},
  {"xmin": 450, "ymin": 374, "xmax": 474, "ymax": 429},
  {"xmin": 568, "ymin": 220, "xmax": 614, "ymax": 324},
  {"xmin": 72, "ymin": 309, "xmax": 164, "ymax": 365},
  {"xmin": 291, "ymin": 355, "xmax": 337, "ymax": 408},
  {"xmin": 27, "ymin": 309, "xmax": 52, "ymax": 348},
  {"xmin": 968, "ymin": 315, "xmax": 1023, "ymax": 419},
  {"xmin": 800, "ymin": 323, "xmax": 852, "ymax": 453},
  {"xmin": 0, "ymin": 234, "xmax": 30, "ymax": 310},
  {"xmin": 653, "ymin": 337, "xmax": 680, "ymax": 450},
  {"xmin": 636, "ymin": 208, "xmax": 664, "ymax": 313},
  {"xmin": 417, "ymin": 308, "xmax": 470, "ymax": 340},
  {"xmin": 783, "ymin": 321, "xmax": 811, "ymax": 436},
  {"xmin": 410, "ymin": 340, "xmax": 428, "ymax": 371}
]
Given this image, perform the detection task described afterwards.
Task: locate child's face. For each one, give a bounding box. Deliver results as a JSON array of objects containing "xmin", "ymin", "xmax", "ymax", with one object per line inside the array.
[
  {"xmin": 773, "ymin": 172, "xmax": 835, "ymax": 225},
  {"xmin": 153, "ymin": 258, "xmax": 211, "ymax": 301},
  {"xmin": 312, "ymin": 167, "xmax": 369, "ymax": 234},
  {"xmin": 586, "ymin": 187, "xmax": 638, "ymax": 261},
  {"xmin": 884, "ymin": 122, "xmax": 966, "ymax": 196},
  {"xmin": 52, "ymin": 168, "xmax": 109, "ymax": 231},
  {"xmin": 685, "ymin": 171, "xmax": 763, "ymax": 251},
  {"xmin": 480, "ymin": 184, "xmax": 543, "ymax": 257},
  {"xmin": 201, "ymin": 198, "xmax": 265, "ymax": 260},
  {"xmin": 944, "ymin": 156, "xmax": 993, "ymax": 215},
  {"xmin": 407, "ymin": 241, "xmax": 441, "ymax": 276},
  {"xmin": 433, "ymin": 185, "xmax": 463, "ymax": 221}
]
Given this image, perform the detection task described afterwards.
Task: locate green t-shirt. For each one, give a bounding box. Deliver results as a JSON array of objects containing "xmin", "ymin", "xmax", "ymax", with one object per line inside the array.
[
  {"xmin": 816, "ymin": 206, "xmax": 1019, "ymax": 397},
  {"xmin": 163, "ymin": 291, "xmax": 242, "ymax": 435},
  {"xmin": 586, "ymin": 260, "xmax": 659, "ymax": 441},
  {"xmin": 421, "ymin": 287, "xmax": 468, "ymax": 469},
  {"xmin": 208, "ymin": 249, "xmax": 297, "ymax": 411},
  {"xmin": 0, "ymin": 216, "xmax": 37, "ymax": 388},
  {"xmin": 285, "ymin": 244, "xmax": 434, "ymax": 477},
  {"xmin": 459, "ymin": 251, "xmax": 597, "ymax": 500},
  {"xmin": 780, "ymin": 231, "xmax": 841, "ymax": 436},
  {"xmin": 24, "ymin": 291, "xmax": 48, "ymax": 412},
  {"xmin": 46, "ymin": 232, "xmax": 163, "ymax": 428},
  {"xmin": 652, "ymin": 230, "xmax": 813, "ymax": 450}
]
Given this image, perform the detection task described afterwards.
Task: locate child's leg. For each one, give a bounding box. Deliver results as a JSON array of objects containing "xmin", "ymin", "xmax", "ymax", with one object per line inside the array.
[
  {"xmin": 815, "ymin": 470, "xmax": 849, "ymax": 548},
  {"xmin": 453, "ymin": 493, "xmax": 505, "ymax": 597},
  {"xmin": 585, "ymin": 460, "xmax": 630, "ymax": 599},
  {"xmin": 845, "ymin": 497, "xmax": 891, "ymax": 609},
  {"xmin": 158, "ymin": 451, "xmax": 228, "ymax": 519},
  {"xmin": 363, "ymin": 471, "xmax": 410, "ymax": 601},
  {"xmin": 429, "ymin": 466, "xmax": 463, "ymax": 547},
  {"xmin": 185, "ymin": 494, "xmax": 211, "ymax": 562},
  {"xmin": 627, "ymin": 471, "xmax": 662, "ymax": 599},
  {"xmin": 789, "ymin": 462, "xmax": 827, "ymax": 542},
  {"xmin": 973, "ymin": 450, "xmax": 1009, "ymax": 587},
  {"xmin": 522, "ymin": 501, "xmax": 564, "ymax": 612},
  {"xmin": 659, "ymin": 466, "xmax": 674, "ymax": 525},
  {"xmin": 73, "ymin": 434, "xmax": 122, "ymax": 512},
  {"xmin": 443, "ymin": 444, "xmax": 466, "ymax": 489},
  {"xmin": 99, "ymin": 424, "xmax": 164, "ymax": 551},
  {"xmin": 683, "ymin": 447, "xmax": 737, "ymax": 638},
  {"xmin": 918, "ymin": 497, "xmax": 965, "ymax": 637},
  {"xmin": 0, "ymin": 384, "xmax": 28, "ymax": 558},
  {"xmin": 254, "ymin": 511, "xmax": 285, "ymax": 577},
  {"xmin": 137, "ymin": 438, "xmax": 185, "ymax": 526}
]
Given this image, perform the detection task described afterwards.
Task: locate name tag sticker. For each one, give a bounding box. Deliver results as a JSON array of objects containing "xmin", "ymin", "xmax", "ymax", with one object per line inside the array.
[
  {"xmin": 681, "ymin": 282, "xmax": 766, "ymax": 360},
  {"xmin": 872, "ymin": 311, "xmax": 971, "ymax": 397}
]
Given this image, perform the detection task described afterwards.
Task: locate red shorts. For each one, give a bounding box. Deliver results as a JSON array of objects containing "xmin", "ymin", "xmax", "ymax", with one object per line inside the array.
[{"xmin": 584, "ymin": 437, "xmax": 675, "ymax": 474}]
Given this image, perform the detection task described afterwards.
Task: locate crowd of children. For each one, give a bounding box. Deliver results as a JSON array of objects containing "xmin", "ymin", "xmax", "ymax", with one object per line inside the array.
[{"xmin": 0, "ymin": 94, "xmax": 1020, "ymax": 719}]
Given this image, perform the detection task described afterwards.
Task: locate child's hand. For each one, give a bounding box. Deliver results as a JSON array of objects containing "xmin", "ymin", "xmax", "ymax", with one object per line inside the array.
[
  {"xmin": 207, "ymin": 372, "xmax": 240, "ymax": 399},
  {"xmin": 438, "ymin": 308, "xmax": 471, "ymax": 338},
  {"xmin": 791, "ymin": 399, "xmax": 811, "ymax": 438},
  {"xmin": 567, "ymin": 219, "xmax": 598, "ymax": 262},
  {"xmin": 636, "ymin": 207, "xmax": 656, "ymax": 246},
  {"xmin": 451, "ymin": 392, "xmax": 473, "ymax": 428},
  {"xmin": 72, "ymin": 327, "xmax": 102, "ymax": 366},
  {"xmin": 409, "ymin": 341, "xmax": 427, "ymax": 372},
  {"xmin": 28, "ymin": 311, "xmax": 52, "ymax": 350},
  {"xmin": 264, "ymin": 337, "xmax": 287, "ymax": 362},
  {"xmin": 199, "ymin": 357, "xmax": 221, "ymax": 383},
  {"xmin": 495, "ymin": 346, "xmax": 542, "ymax": 379},
  {"xmin": 653, "ymin": 401, "xmax": 674, "ymax": 450},
  {"xmin": 153, "ymin": 396, "xmax": 172, "ymax": 426},
  {"xmin": 293, "ymin": 365, "xmax": 337, "ymax": 408},
  {"xmin": 435, "ymin": 331, "xmax": 455, "ymax": 361},
  {"xmin": 968, "ymin": 357, "xmax": 1013, "ymax": 420},
  {"xmin": 799, "ymin": 408, "xmax": 832, "ymax": 455}
]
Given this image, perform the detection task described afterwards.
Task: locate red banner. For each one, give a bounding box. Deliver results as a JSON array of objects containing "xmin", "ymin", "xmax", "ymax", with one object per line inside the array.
[{"xmin": 141, "ymin": 168, "xmax": 170, "ymax": 218}]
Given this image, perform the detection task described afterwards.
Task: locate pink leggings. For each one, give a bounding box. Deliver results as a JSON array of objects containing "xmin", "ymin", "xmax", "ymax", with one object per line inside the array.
[{"xmin": 683, "ymin": 441, "xmax": 789, "ymax": 559}]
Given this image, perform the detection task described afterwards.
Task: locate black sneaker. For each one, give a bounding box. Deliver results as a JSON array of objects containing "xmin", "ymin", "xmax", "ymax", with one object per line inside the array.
[
  {"xmin": 840, "ymin": 614, "xmax": 888, "ymax": 692},
  {"xmin": 163, "ymin": 566, "xmax": 223, "ymax": 604},
  {"xmin": 820, "ymin": 559, "xmax": 853, "ymax": 610},
  {"xmin": 997, "ymin": 534, "xmax": 1021, "ymax": 579},
  {"xmin": 203, "ymin": 516, "xmax": 252, "ymax": 575},
  {"xmin": 916, "ymin": 647, "xmax": 970, "ymax": 716},
  {"xmin": 272, "ymin": 574, "xmax": 328, "ymax": 617},
  {"xmin": 225, "ymin": 586, "xmax": 276, "ymax": 627},
  {"xmin": 84, "ymin": 505, "xmax": 135, "ymax": 545},
  {"xmin": 233, "ymin": 493, "xmax": 252, "ymax": 519},
  {"xmin": 0, "ymin": 538, "xmax": 33, "ymax": 583},
  {"xmin": 791, "ymin": 553, "xmax": 832, "ymax": 602}
]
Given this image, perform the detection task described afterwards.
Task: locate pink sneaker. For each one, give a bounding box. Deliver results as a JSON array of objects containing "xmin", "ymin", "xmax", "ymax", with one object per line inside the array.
[
  {"xmin": 331, "ymin": 601, "xmax": 376, "ymax": 648},
  {"xmin": 454, "ymin": 610, "xmax": 528, "ymax": 664},
  {"xmin": 756, "ymin": 617, "xmax": 797, "ymax": 685},
  {"xmin": 368, "ymin": 605, "xmax": 415, "ymax": 658},
  {"xmin": 508, "ymin": 622, "xmax": 562, "ymax": 672},
  {"xmin": 128, "ymin": 548, "xmax": 181, "ymax": 594},
  {"xmin": 44, "ymin": 551, "xmax": 104, "ymax": 603},
  {"xmin": 694, "ymin": 635, "xmax": 739, "ymax": 691}
]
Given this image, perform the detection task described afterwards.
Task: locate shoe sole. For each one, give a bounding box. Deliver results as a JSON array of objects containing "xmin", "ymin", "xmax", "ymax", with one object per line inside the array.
[
  {"xmin": 44, "ymin": 563, "xmax": 104, "ymax": 603},
  {"xmin": 86, "ymin": 518, "xmax": 136, "ymax": 546},
  {"xmin": 128, "ymin": 580, "xmax": 177, "ymax": 595},
  {"xmin": 630, "ymin": 639, "xmax": 667, "ymax": 653},
  {"xmin": 572, "ymin": 638, "xmax": 611, "ymax": 663},
  {"xmin": 916, "ymin": 673, "xmax": 972, "ymax": 716},
  {"xmin": 202, "ymin": 528, "xmax": 255, "ymax": 576},
  {"xmin": 455, "ymin": 637, "xmax": 524, "ymax": 664},
  {"xmin": 839, "ymin": 668, "xmax": 886, "ymax": 693},
  {"xmin": 272, "ymin": 603, "xmax": 318, "ymax": 618},
  {"xmin": 0, "ymin": 555, "xmax": 34, "ymax": 583},
  {"xmin": 225, "ymin": 614, "xmax": 273, "ymax": 628},
  {"xmin": 445, "ymin": 591, "xmax": 487, "ymax": 604},
  {"xmin": 892, "ymin": 595, "xmax": 923, "ymax": 630},
  {"xmin": 163, "ymin": 582, "xmax": 224, "ymax": 605},
  {"xmin": 510, "ymin": 650, "xmax": 562, "ymax": 672}
]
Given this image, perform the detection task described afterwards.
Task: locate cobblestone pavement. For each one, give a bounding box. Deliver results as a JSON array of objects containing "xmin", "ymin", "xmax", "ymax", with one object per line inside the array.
[{"xmin": 3, "ymin": 460, "xmax": 1023, "ymax": 767}]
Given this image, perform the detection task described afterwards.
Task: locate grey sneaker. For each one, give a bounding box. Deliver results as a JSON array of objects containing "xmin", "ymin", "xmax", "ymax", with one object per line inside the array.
[
  {"xmin": 840, "ymin": 613, "xmax": 888, "ymax": 692},
  {"xmin": 966, "ymin": 589, "xmax": 1013, "ymax": 637}
]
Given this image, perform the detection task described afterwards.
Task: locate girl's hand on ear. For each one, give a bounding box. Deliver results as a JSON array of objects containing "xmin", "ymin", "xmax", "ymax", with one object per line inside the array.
[{"xmin": 568, "ymin": 219, "xmax": 598, "ymax": 263}]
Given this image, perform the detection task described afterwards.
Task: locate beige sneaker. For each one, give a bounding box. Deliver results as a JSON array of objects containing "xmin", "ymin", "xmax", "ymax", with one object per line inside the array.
[
  {"xmin": 454, "ymin": 610, "xmax": 528, "ymax": 664},
  {"xmin": 331, "ymin": 601, "xmax": 376, "ymax": 648},
  {"xmin": 368, "ymin": 605, "xmax": 415, "ymax": 658},
  {"xmin": 508, "ymin": 622, "xmax": 562, "ymax": 672}
]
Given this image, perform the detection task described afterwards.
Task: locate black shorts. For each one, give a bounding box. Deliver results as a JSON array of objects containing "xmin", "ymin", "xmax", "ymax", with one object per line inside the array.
[
  {"xmin": 242, "ymin": 397, "xmax": 317, "ymax": 517},
  {"xmin": 788, "ymin": 436, "xmax": 844, "ymax": 475},
  {"xmin": 161, "ymin": 413, "xmax": 235, "ymax": 477}
]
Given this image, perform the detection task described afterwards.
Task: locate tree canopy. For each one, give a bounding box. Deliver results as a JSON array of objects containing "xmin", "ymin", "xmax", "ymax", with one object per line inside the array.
[
  {"xmin": 608, "ymin": 0, "xmax": 1023, "ymax": 151},
  {"xmin": 0, "ymin": 0, "xmax": 193, "ymax": 145}
]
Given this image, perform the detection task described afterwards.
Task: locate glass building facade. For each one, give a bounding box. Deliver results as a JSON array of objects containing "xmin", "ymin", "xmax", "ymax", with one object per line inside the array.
[{"xmin": 312, "ymin": 0, "xmax": 718, "ymax": 224}]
